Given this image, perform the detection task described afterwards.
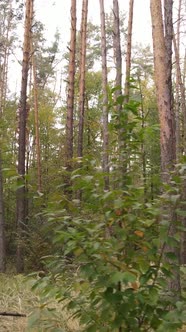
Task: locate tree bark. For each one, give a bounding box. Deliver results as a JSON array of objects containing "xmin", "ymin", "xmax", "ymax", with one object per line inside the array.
[
  {"xmin": 124, "ymin": 0, "xmax": 134, "ymax": 102},
  {"xmin": 150, "ymin": 0, "xmax": 181, "ymax": 295},
  {"xmin": 99, "ymin": 0, "xmax": 109, "ymax": 190},
  {"xmin": 113, "ymin": 0, "xmax": 122, "ymax": 98},
  {"xmin": 16, "ymin": 0, "xmax": 33, "ymax": 273},
  {"xmin": 77, "ymin": 0, "xmax": 88, "ymax": 158},
  {"xmin": 66, "ymin": 0, "xmax": 76, "ymax": 168}
]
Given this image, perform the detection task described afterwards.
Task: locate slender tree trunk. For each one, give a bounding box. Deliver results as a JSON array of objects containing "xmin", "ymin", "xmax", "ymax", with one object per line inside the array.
[
  {"xmin": 113, "ymin": 0, "xmax": 124, "ymax": 187},
  {"xmin": 113, "ymin": 0, "xmax": 122, "ymax": 99},
  {"xmin": 77, "ymin": 0, "xmax": 88, "ymax": 158},
  {"xmin": 66, "ymin": 0, "xmax": 76, "ymax": 169},
  {"xmin": 32, "ymin": 46, "xmax": 42, "ymax": 192},
  {"xmin": 124, "ymin": 0, "xmax": 134, "ymax": 102},
  {"xmin": 150, "ymin": 0, "xmax": 181, "ymax": 295},
  {"xmin": 0, "ymin": 152, "xmax": 5, "ymax": 272},
  {"xmin": 16, "ymin": 0, "xmax": 33, "ymax": 273},
  {"xmin": 174, "ymin": 0, "xmax": 182, "ymax": 160},
  {"xmin": 138, "ymin": 76, "xmax": 147, "ymax": 202},
  {"xmin": 0, "ymin": 0, "xmax": 14, "ymax": 273},
  {"xmin": 173, "ymin": 0, "xmax": 186, "ymax": 264},
  {"xmin": 99, "ymin": 0, "xmax": 109, "ymax": 190}
]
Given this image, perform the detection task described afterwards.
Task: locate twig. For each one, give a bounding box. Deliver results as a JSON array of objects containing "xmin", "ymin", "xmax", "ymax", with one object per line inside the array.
[{"xmin": 0, "ymin": 312, "xmax": 26, "ymax": 317}]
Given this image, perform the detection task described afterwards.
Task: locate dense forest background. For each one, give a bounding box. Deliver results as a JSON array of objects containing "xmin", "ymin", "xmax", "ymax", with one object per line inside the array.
[{"xmin": 0, "ymin": 0, "xmax": 186, "ymax": 331}]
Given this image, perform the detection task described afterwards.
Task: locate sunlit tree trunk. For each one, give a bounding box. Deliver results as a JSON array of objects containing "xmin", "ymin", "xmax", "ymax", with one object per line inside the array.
[
  {"xmin": 150, "ymin": 0, "xmax": 181, "ymax": 295},
  {"xmin": 16, "ymin": 0, "xmax": 33, "ymax": 273},
  {"xmin": 77, "ymin": 0, "xmax": 88, "ymax": 158},
  {"xmin": 66, "ymin": 0, "xmax": 76, "ymax": 169},
  {"xmin": 99, "ymin": 0, "xmax": 109, "ymax": 190}
]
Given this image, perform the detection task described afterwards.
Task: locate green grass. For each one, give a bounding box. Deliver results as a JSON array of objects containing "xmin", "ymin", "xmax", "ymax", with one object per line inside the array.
[{"xmin": 0, "ymin": 274, "xmax": 80, "ymax": 332}]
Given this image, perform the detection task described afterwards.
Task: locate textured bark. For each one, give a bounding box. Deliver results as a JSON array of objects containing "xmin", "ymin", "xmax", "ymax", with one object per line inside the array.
[
  {"xmin": 124, "ymin": 0, "xmax": 134, "ymax": 102},
  {"xmin": 150, "ymin": 0, "xmax": 181, "ymax": 295},
  {"xmin": 99, "ymin": 0, "xmax": 109, "ymax": 190},
  {"xmin": 66, "ymin": 0, "xmax": 76, "ymax": 167},
  {"xmin": 113, "ymin": 0, "xmax": 122, "ymax": 97},
  {"xmin": 113, "ymin": 0, "xmax": 124, "ymax": 185},
  {"xmin": 77, "ymin": 0, "xmax": 88, "ymax": 158},
  {"xmin": 16, "ymin": 0, "xmax": 33, "ymax": 273}
]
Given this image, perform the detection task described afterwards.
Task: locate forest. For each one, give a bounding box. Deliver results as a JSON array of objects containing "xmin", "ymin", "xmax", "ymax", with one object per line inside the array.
[{"xmin": 0, "ymin": 0, "xmax": 186, "ymax": 331}]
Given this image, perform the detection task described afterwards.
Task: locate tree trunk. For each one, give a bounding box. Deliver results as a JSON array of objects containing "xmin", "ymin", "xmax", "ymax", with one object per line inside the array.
[
  {"xmin": 173, "ymin": 0, "xmax": 186, "ymax": 264},
  {"xmin": 113, "ymin": 0, "xmax": 122, "ymax": 98},
  {"xmin": 32, "ymin": 45, "xmax": 42, "ymax": 192},
  {"xmin": 99, "ymin": 0, "xmax": 109, "ymax": 190},
  {"xmin": 124, "ymin": 0, "xmax": 134, "ymax": 102},
  {"xmin": 77, "ymin": 0, "xmax": 88, "ymax": 158},
  {"xmin": 150, "ymin": 0, "xmax": 181, "ymax": 295},
  {"xmin": 113, "ymin": 0, "xmax": 124, "ymax": 187},
  {"xmin": 0, "ymin": 152, "xmax": 5, "ymax": 272},
  {"xmin": 66, "ymin": 0, "xmax": 76, "ymax": 168},
  {"xmin": 16, "ymin": 0, "xmax": 33, "ymax": 273}
]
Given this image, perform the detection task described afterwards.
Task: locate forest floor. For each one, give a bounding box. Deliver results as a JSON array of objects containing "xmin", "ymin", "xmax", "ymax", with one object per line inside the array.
[
  {"xmin": 0, "ymin": 274, "xmax": 186, "ymax": 332},
  {"xmin": 0, "ymin": 274, "xmax": 79, "ymax": 332}
]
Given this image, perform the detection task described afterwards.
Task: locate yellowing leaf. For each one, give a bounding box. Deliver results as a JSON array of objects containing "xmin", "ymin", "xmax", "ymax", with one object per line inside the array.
[{"xmin": 134, "ymin": 230, "xmax": 144, "ymax": 238}]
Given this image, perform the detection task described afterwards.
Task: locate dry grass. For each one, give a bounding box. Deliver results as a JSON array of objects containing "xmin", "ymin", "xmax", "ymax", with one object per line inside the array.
[
  {"xmin": 0, "ymin": 274, "xmax": 80, "ymax": 332},
  {"xmin": 0, "ymin": 273, "xmax": 185, "ymax": 331}
]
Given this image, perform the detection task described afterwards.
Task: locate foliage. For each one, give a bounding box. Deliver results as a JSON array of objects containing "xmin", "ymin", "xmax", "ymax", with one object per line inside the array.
[{"xmin": 28, "ymin": 96, "xmax": 186, "ymax": 331}]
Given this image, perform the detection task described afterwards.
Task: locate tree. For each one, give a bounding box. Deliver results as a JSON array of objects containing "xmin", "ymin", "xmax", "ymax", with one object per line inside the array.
[
  {"xmin": 16, "ymin": 0, "xmax": 33, "ymax": 272},
  {"xmin": 173, "ymin": 0, "xmax": 186, "ymax": 264},
  {"xmin": 124, "ymin": 0, "xmax": 134, "ymax": 101},
  {"xmin": 150, "ymin": 0, "xmax": 181, "ymax": 294},
  {"xmin": 0, "ymin": 0, "xmax": 19, "ymax": 272},
  {"xmin": 99, "ymin": 0, "xmax": 109, "ymax": 190},
  {"xmin": 31, "ymin": 46, "xmax": 42, "ymax": 192},
  {"xmin": 0, "ymin": 152, "xmax": 5, "ymax": 272},
  {"xmin": 113, "ymin": 0, "xmax": 122, "ymax": 98},
  {"xmin": 77, "ymin": 0, "xmax": 88, "ymax": 159},
  {"xmin": 65, "ymin": 0, "xmax": 76, "ymax": 169}
]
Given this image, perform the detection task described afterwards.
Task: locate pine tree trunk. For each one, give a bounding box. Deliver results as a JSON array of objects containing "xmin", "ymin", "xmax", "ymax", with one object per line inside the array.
[
  {"xmin": 77, "ymin": 0, "xmax": 88, "ymax": 158},
  {"xmin": 66, "ymin": 0, "xmax": 76, "ymax": 169},
  {"xmin": 113, "ymin": 0, "xmax": 122, "ymax": 98},
  {"xmin": 16, "ymin": 0, "xmax": 33, "ymax": 273},
  {"xmin": 124, "ymin": 0, "xmax": 134, "ymax": 102},
  {"xmin": 99, "ymin": 0, "xmax": 109, "ymax": 190},
  {"xmin": 150, "ymin": 0, "xmax": 181, "ymax": 295},
  {"xmin": 32, "ymin": 46, "xmax": 42, "ymax": 192},
  {"xmin": 113, "ymin": 0, "xmax": 124, "ymax": 186}
]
